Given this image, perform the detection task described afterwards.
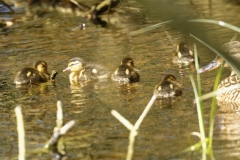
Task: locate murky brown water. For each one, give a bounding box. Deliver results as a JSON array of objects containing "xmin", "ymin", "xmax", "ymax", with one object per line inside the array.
[{"xmin": 1, "ymin": 0, "xmax": 240, "ymax": 159}]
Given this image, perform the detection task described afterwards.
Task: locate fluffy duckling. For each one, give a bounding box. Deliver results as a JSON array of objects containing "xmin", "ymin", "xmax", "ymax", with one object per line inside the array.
[
  {"xmin": 154, "ymin": 74, "xmax": 182, "ymax": 98},
  {"xmin": 172, "ymin": 42, "xmax": 195, "ymax": 65},
  {"xmin": 63, "ymin": 57, "xmax": 111, "ymax": 85},
  {"xmin": 111, "ymin": 57, "xmax": 140, "ymax": 83},
  {"xmin": 14, "ymin": 61, "xmax": 50, "ymax": 85}
]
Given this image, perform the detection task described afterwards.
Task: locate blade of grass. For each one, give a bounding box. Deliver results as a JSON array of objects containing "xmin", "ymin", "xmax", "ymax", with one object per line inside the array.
[
  {"xmin": 207, "ymin": 62, "xmax": 224, "ymax": 160},
  {"xmin": 15, "ymin": 106, "xmax": 25, "ymax": 160},
  {"xmin": 129, "ymin": 20, "xmax": 173, "ymax": 36},
  {"xmin": 189, "ymin": 19, "xmax": 240, "ymax": 33},
  {"xmin": 194, "ymin": 44, "xmax": 203, "ymax": 105},
  {"xmin": 189, "ymin": 75, "xmax": 206, "ymax": 160},
  {"xmin": 182, "ymin": 138, "xmax": 209, "ymax": 154},
  {"xmin": 198, "ymin": 83, "xmax": 240, "ymax": 101}
]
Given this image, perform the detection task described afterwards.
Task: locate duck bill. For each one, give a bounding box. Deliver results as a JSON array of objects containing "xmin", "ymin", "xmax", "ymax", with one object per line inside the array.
[
  {"xmin": 198, "ymin": 58, "xmax": 220, "ymax": 73},
  {"xmin": 63, "ymin": 67, "xmax": 71, "ymax": 72},
  {"xmin": 171, "ymin": 81, "xmax": 182, "ymax": 88},
  {"xmin": 133, "ymin": 66, "xmax": 140, "ymax": 72}
]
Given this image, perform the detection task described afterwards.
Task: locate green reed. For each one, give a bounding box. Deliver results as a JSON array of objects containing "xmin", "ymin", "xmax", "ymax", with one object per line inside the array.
[
  {"xmin": 188, "ymin": 44, "xmax": 207, "ymax": 160},
  {"xmin": 187, "ymin": 18, "xmax": 240, "ymax": 159},
  {"xmin": 129, "ymin": 20, "xmax": 173, "ymax": 36},
  {"xmin": 208, "ymin": 62, "xmax": 224, "ymax": 159},
  {"xmin": 183, "ymin": 40, "xmax": 225, "ymax": 160}
]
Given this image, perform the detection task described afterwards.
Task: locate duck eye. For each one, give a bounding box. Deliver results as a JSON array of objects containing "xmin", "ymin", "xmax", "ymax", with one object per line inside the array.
[
  {"xmin": 128, "ymin": 60, "xmax": 133, "ymax": 65},
  {"xmin": 69, "ymin": 63, "xmax": 74, "ymax": 67}
]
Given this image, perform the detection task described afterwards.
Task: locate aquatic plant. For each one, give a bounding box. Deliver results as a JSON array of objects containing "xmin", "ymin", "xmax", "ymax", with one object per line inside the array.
[
  {"xmin": 14, "ymin": 101, "xmax": 76, "ymax": 160},
  {"xmin": 184, "ymin": 19, "xmax": 240, "ymax": 159},
  {"xmin": 15, "ymin": 106, "xmax": 25, "ymax": 160},
  {"xmin": 111, "ymin": 95, "xmax": 156, "ymax": 160}
]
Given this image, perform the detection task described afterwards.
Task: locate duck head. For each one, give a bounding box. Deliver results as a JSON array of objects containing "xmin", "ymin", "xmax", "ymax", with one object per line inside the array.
[
  {"xmin": 161, "ymin": 75, "xmax": 179, "ymax": 86},
  {"xmin": 176, "ymin": 42, "xmax": 194, "ymax": 59},
  {"xmin": 33, "ymin": 61, "xmax": 50, "ymax": 75},
  {"xmin": 121, "ymin": 57, "xmax": 135, "ymax": 67},
  {"xmin": 63, "ymin": 57, "xmax": 84, "ymax": 72},
  {"xmin": 121, "ymin": 57, "xmax": 139, "ymax": 71},
  {"xmin": 198, "ymin": 56, "xmax": 229, "ymax": 73}
]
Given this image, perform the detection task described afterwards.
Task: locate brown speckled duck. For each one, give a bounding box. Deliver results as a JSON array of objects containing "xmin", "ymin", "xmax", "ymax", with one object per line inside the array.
[
  {"xmin": 111, "ymin": 57, "xmax": 140, "ymax": 83},
  {"xmin": 14, "ymin": 61, "xmax": 50, "ymax": 85},
  {"xmin": 199, "ymin": 56, "xmax": 240, "ymax": 102},
  {"xmin": 199, "ymin": 36, "xmax": 240, "ymax": 102}
]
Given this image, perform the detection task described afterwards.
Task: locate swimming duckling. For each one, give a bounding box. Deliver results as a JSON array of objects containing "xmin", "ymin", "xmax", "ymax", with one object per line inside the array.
[
  {"xmin": 63, "ymin": 57, "xmax": 111, "ymax": 85},
  {"xmin": 111, "ymin": 57, "xmax": 140, "ymax": 83},
  {"xmin": 172, "ymin": 42, "xmax": 195, "ymax": 65},
  {"xmin": 14, "ymin": 61, "xmax": 50, "ymax": 85},
  {"xmin": 154, "ymin": 74, "xmax": 182, "ymax": 98}
]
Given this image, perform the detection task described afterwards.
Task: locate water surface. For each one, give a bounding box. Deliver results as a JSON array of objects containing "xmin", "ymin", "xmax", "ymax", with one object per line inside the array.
[{"xmin": 0, "ymin": 0, "xmax": 240, "ymax": 159}]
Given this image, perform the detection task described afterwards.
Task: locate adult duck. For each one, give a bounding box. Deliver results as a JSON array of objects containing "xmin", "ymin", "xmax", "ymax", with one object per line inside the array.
[{"xmin": 199, "ymin": 38, "xmax": 240, "ymax": 102}]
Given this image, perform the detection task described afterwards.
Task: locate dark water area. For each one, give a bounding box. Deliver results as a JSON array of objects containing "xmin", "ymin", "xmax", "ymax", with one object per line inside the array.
[{"xmin": 1, "ymin": 0, "xmax": 240, "ymax": 159}]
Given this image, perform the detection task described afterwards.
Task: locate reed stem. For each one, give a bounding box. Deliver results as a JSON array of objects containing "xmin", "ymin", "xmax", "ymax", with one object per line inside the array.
[
  {"xmin": 111, "ymin": 95, "xmax": 157, "ymax": 160},
  {"xmin": 15, "ymin": 106, "xmax": 25, "ymax": 160}
]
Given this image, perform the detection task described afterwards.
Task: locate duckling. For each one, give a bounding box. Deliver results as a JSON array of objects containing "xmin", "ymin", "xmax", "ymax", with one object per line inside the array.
[
  {"xmin": 63, "ymin": 57, "xmax": 111, "ymax": 85},
  {"xmin": 154, "ymin": 74, "xmax": 182, "ymax": 98},
  {"xmin": 172, "ymin": 42, "xmax": 195, "ymax": 65},
  {"xmin": 111, "ymin": 57, "xmax": 140, "ymax": 83},
  {"xmin": 14, "ymin": 61, "xmax": 50, "ymax": 85}
]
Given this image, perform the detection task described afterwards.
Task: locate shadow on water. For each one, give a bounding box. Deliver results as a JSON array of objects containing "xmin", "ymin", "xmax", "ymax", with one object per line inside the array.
[{"xmin": 1, "ymin": 0, "xmax": 240, "ymax": 159}]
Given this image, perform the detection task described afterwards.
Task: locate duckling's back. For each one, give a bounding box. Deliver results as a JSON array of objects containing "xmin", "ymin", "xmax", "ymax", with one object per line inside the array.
[{"xmin": 14, "ymin": 67, "xmax": 40, "ymax": 85}]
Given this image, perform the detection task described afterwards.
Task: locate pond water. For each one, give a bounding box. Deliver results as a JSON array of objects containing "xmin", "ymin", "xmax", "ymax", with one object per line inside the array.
[{"xmin": 1, "ymin": 0, "xmax": 240, "ymax": 159}]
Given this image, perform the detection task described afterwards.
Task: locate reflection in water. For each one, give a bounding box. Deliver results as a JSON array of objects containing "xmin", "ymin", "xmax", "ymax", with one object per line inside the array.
[
  {"xmin": 154, "ymin": 98, "xmax": 180, "ymax": 108},
  {"xmin": 70, "ymin": 80, "xmax": 110, "ymax": 107},
  {"xmin": 175, "ymin": 64, "xmax": 196, "ymax": 76},
  {"xmin": 1, "ymin": 0, "xmax": 240, "ymax": 159},
  {"xmin": 70, "ymin": 84, "xmax": 89, "ymax": 107},
  {"xmin": 115, "ymin": 82, "xmax": 137, "ymax": 95},
  {"xmin": 15, "ymin": 82, "xmax": 51, "ymax": 96}
]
